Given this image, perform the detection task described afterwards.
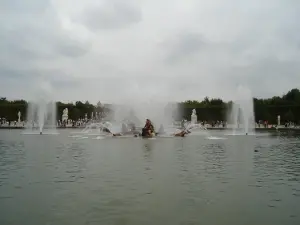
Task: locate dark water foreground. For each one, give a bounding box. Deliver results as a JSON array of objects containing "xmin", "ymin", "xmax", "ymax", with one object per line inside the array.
[{"xmin": 0, "ymin": 130, "xmax": 299, "ymax": 225}]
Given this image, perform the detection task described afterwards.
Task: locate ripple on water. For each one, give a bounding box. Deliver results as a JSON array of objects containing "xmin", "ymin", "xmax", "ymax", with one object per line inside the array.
[
  {"xmin": 0, "ymin": 196, "xmax": 13, "ymax": 199},
  {"xmin": 0, "ymin": 140, "xmax": 26, "ymax": 188},
  {"xmin": 1, "ymin": 131, "xmax": 300, "ymax": 225}
]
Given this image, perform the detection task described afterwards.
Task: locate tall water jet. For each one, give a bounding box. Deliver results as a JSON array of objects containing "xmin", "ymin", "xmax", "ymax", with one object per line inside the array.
[
  {"xmin": 107, "ymin": 100, "xmax": 180, "ymax": 135},
  {"xmin": 104, "ymin": 80, "xmax": 182, "ymax": 134},
  {"xmin": 228, "ymin": 85, "xmax": 255, "ymax": 135},
  {"xmin": 129, "ymin": 101, "xmax": 179, "ymax": 129},
  {"xmin": 24, "ymin": 81, "xmax": 58, "ymax": 135}
]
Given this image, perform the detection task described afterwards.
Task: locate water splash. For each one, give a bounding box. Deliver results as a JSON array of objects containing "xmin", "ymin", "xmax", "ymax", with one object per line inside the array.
[
  {"xmin": 227, "ymin": 85, "xmax": 255, "ymax": 135},
  {"xmin": 24, "ymin": 81, "xmax": 58, "ymax": 135},
  {"xmin": 109, "ymin": 101, "xmax": 180, "ymax": 131}
]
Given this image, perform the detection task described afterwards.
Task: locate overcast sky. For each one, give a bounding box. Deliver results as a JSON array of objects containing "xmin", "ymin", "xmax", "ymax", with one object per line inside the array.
[{"xmin": 1, "ymin": 0, "xmax": 299, "ymax": 104}]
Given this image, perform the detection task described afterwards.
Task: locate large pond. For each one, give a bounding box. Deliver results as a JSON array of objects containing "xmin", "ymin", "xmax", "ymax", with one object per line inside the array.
[{"xmin": 0, "ymin": 129, "xmax": 299, "ymax": 225}]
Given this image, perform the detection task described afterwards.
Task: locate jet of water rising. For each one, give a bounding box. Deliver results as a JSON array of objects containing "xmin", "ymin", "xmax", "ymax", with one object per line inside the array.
[
  {"xmin": 24, "ymin": 81, "xmax": 58, "ymax": 135},
  {"xmin": 228, "ymin": 85, "xmax": 255, "ymax": 135}
]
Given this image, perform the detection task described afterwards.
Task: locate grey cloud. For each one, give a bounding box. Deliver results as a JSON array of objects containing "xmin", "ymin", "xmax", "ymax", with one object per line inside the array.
[
  {"xmin": 159, "ymin": 26, "xmax": 300, "ymax": 99},
  {"xmin": 1, "ymin": 0, "xmax": 300, "ymax": 102},
  {"xmin": 0, "ymin": 0, "xmax": 90, "ymax": 64},
  {"xmin": 0, "ymin": 0, "xmax": 91, "ymax": 95},
  {"xmin": 160, "ymin": 32, "xmax": 261, "ymax": 66},
  {"xmin": 276, "ymin": 26, "xmax": 300, "ymax": 50},
  {"xmin": 0, "ymin": 27, "xmax": 55, "ymax": 63},
  {"xmin": 54, "ymin": 39, "xmax": 90, "ymax": 58},
  {"xmin": 0, "ymin": 66, "xmax": 80, "ymax": 98},
  {"xmin": 48, "ymin": 75, "xmax": 81, "ymax": 89},
  {"xmin": 161, "ymin": 32, "xmax": 208, "ymax": 63},
  {"xmin": 79, "ymin": 1, "xmax": 142, "ymax": 30},
  {"xmin": 217, "ymin": 57, "xmax": 300, "ymax": 98},
  {"xmin": 0, "ymin": 67, "xmax": 29, "ymax": 80},
  {"xmin": 0, "ymin": 0, "xmax": 49, "ymax": 14},
  {"xmin": 0, "ymin": 65, "xmax": 75, "ymax": 85}
]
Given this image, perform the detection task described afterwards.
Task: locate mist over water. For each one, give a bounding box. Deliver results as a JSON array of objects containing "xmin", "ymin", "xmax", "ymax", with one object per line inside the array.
[
  {"xmin": 25, "ymin": 81, "xmax": 57, "ymax": 134},
  {"xmin": 109, "ymin": 98, "xmax": 181, "ymax": 130},
  {"xmin": 227, "ymin": 85, "xmax": 255, "ymax": 135},
  {"xmin": 131, "ymin": 102, "xmax": 179, "ymax": 128}
]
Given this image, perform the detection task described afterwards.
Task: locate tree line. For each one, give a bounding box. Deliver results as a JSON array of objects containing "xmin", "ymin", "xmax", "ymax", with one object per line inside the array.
[
  {"xmin": 179, "ymin": 88, "xmax": 300, "ymax": 123},
  {"xmin": 0, "ymin": 99, "xmax": 111, "ymax": 122},
  {"xmin": 0, "ymin": 88, "xmax": 300, "ymax": 123}
]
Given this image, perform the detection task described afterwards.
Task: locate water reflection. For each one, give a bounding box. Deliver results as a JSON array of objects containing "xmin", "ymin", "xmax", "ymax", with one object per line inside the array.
[
  {"xmin": 0, "ymin": 140, "xmax": 26, "ymax": 187},
  {"xmin": 142, "ymin": 141, "xmax": 154, "ymax": 160},
  {"xmin": 202, "ymin": 143, "xmax": 227, "ymax": 176},
  {"xmin": 251, "ymin": 135, "xmax": 300, "ymax": 218},
  {"xmin": 54, "ymin": 142, "xmax": 87, "ymax": 183},
  {"xmin": 143, "ymin": 142, "xmax": 153, "ymax": 151},
  {"xmin": 253, "ymin": 140, "xmax": 300, "ymax": 181},
  {"xmin": 0, "ymin": 131, "xmax": 300, "ymax": 225}
]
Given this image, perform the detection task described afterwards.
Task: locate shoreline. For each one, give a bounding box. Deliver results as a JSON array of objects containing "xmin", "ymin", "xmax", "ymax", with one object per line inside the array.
[{"xmin": 1, "ymin": 126, "xmax": 299, "ymax": 132}]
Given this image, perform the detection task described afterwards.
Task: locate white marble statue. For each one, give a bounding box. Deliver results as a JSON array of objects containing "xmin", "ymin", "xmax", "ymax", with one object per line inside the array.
[
  {"xmin": 277, "ymin": 115, "xmax": 280, "ymax": 126},
  {"xmin": 191, "ymin": 109, "xmax": 197, "ymax": 124},
  {"xmin": 85, "ymin": 113, "xmax": 88, "ymax": 120},
  {"xmin": 17, "ymin": 111, "xmax": 21, "ymax": 123},
  {"xmin": 62, "ymin": 108, "xmax": 68, "ymax": 122}
]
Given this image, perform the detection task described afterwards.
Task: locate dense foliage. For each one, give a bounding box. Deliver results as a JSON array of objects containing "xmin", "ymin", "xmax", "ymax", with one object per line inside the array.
[
  {"xmin": 179, "ymin": 88, "xmax": 300, "ymax": 123},
  {"xmin": 0, "ymin": 99, "xmax": 111, "ymax": 122},
  {"xmin": 0, "ymin": 88, "xmax": 300, "ymax": 123}
]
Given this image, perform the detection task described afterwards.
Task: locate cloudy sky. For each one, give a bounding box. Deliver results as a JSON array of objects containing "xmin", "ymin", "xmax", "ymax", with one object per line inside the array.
[{"xmin": 1, "ymin": 0, "xmax": 299, "ymax": 103}]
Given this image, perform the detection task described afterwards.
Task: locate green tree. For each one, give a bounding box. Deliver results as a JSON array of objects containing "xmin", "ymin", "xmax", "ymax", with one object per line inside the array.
[
  {"xmin": 1, "ymin": 87, "xmax": 300, "ymax": 123},
  {"xmin": 284, "ymin": 110, "xmax": 295, "ymax": 122}
]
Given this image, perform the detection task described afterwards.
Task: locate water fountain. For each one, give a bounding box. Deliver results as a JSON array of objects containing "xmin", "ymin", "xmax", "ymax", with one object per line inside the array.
[
  {"xmin": 228, "ymin": 85, "xmax": 255, "ymax": 135},
  {"xmin": 24, "ymin": 82, "xmax": 58, "ymax": 135},
  {"xmin": 132, "ymin": 102, "xmax": 180, "ymax": 133},
  {"xmin": 179, "ymin": 109, "xmax": 208, "ymax": 136},
  {"xmin": 100, "ymin": 101, "xmax": 180, "ymax": 137}
]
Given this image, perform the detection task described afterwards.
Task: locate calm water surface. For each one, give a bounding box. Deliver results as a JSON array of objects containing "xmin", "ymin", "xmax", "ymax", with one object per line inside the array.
[{"xmin": 0, "ymin": 129, "xmax": 300, "ymax": 225}]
